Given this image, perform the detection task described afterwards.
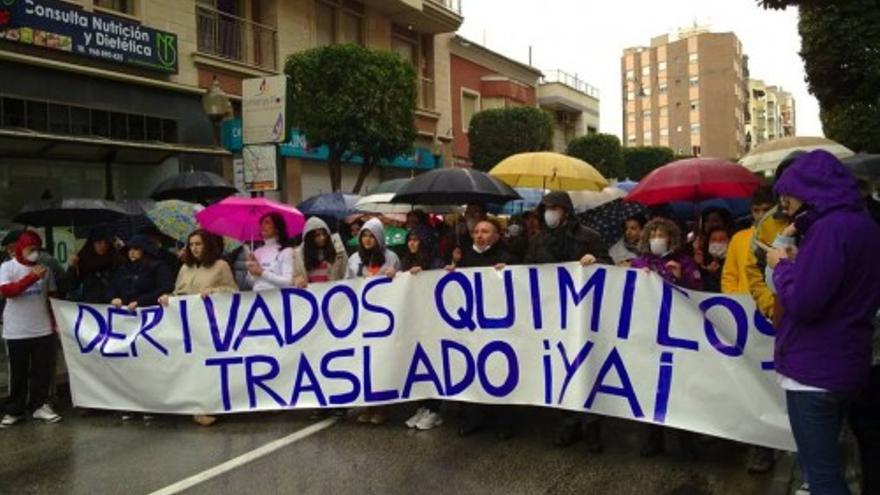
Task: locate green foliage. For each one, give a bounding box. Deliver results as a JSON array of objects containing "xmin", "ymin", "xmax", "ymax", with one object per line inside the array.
[
  {"xmin": 468, "ymin": 107, "xmax": 553, "ymax": 172},
  {"xmin": 758, "ymin": 1, "xmax": 880, "ymax": 153},
  {"xmin": 622, "ymin": 146, "xmax": 675, "ymax": 180},
  {"xmin": 566, "ymin": 133, "xmax": 624, "ymax": 179},
  {"xmin": 285, "ymin": 44, "xmax": 417, "ymax": 193}
]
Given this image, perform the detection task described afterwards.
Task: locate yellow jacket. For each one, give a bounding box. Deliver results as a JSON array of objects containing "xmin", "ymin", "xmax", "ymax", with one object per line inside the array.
[
  {"xmin": 721, "ymin": 226, "xmax": 755, "ymax": 295},
  {"xmin": 743, "ymin": 212, "xmax": 789, "ymax": 318}
]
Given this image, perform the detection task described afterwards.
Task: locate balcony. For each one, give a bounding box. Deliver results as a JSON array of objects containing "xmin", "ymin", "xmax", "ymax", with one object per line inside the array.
[
  {"xmin": 367, "ymin": 0, "xmax": 462, "ymax": 34},
  {"xmin": 541, "ymin": 70, "xmax": 601, "ymax": 99},
  {"xmin": 196, "ymin": 4, "xmax": 278, "ymax": 71},
  {"xmin": 426, "ymin": 0, "xmax": 462, "ymax": 14}
]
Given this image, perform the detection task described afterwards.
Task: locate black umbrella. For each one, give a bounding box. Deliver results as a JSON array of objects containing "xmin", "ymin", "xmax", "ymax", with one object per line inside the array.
[
  {"xmin": 577, "ymin": 199, "xmax": 647, "ymax": 247},
  {"xmin": 843, "ymin": 153, "xmax": 880, "ymax": 181},
  {"xmin": 150, "ymin": 171, "xmax": 237, "ymax": 203},
  {"xmin": 391, "ymin": 168, "xmax": 520, "ymax": 205},
  {"xmin": 14, "ymin": 199, "xmax": 129, "ymax": 227}
]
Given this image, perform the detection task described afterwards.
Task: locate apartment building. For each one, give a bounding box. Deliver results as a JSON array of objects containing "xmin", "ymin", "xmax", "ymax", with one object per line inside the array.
[
  {"xmin": 621, "ymin": 26, "xmax": 746, "ymax": 159},
  {"xmin": 744, "ymin": 79, "xmax": 796, "ymax": 151}
]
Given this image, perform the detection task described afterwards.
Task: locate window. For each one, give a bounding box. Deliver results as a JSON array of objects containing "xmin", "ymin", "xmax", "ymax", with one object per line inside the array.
[
  {"xmin": 692, "ymin": 145, "xmax": 702, "ymax": 156},
  {"xmin": 196, "ymin": 0, "xmax": 278, "ymax": 70},
  {"xmin": 690, "ymin": 122, "xmax": 701, "ymax": 134},
  {"xmin": 658, "ymin": 61, "xmax": 667, "ymax": 72},
  {"xmin": 626, "ymin": 91, "xmax": 635, "ymax": 101},
  {"xmin": 95, "ymin": 0, "xmax": 134, "ymax": 14},
  {"xmin": 659, "ymin": 106, "xmax": 668, "ymax": 117},
  {"xmin": 587, "ymin": 126, "xmax": 598, "ymax": 135},
  {"xmin": 643, "ymin": 131, "xmax": 652, "ymax": 142},
  {"xmin": 660, "ymin": 128, "xmax": 669, "ymax": 137},
  {"xmin": 690, "ymin": 100, "xmax": 700, "ymax": 111},
  {"xmin": 461, "ymin": 90, "xmax": 480, "ymax": 132},
  {"xmin": 642, "ymin": 110, "xmax": 652, "ymax": 119},
  {"xmin": 625, "ymin": 69, "xmax": 635, "ymax": 81},
  {"xmin": 641, "ymin": 65, "xmax": 650, "ymax": 76},
  {"xmin": 341, "ymin": 11, "xmax": 363, "ymax": 45},
  {"xmin": 658, "ymin": 83, "xmax": 668, "ymax": 94},
  {"xmin": 316, "ymin": 2, "xmax": 336, "ymax": 47},
  {"xmin": 689, "ymin": 76, "xmax": 699, "ymax": 87},
  {"xmin": 627, "ymin": 113, "xmax": 636, "ymax": 122},
  {"xmin": 642, "ymin": 87, "xmax": 651, "ymax": 97},
  {"xmin": 627, "ymin": 135, "xmax": 637, "ymax": 144},
  {"xmin": 688, "ymin": 52, "xmax": 699, "ymax": 64}
]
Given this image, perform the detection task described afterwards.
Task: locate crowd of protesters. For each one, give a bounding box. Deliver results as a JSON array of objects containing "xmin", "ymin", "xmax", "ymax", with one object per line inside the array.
[{"xmin": 1, "ymin": 150, "xmax": 879, "ymax": 494}]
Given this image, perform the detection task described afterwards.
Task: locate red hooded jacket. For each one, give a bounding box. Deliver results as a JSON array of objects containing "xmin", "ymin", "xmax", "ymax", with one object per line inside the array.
[{"xmin": 0, "ymin": 231, "xmax": 43, "ymax": 298}]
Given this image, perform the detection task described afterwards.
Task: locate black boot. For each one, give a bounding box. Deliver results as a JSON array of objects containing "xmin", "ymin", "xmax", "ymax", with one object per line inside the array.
[
  {"xmin": 678, "ymin": 432, "xmax": 699, "ymax": 461},
  {"xmin": 640, "ymin": 425, "xmax": 664, "ymax": 458},
  {"xmin": 458, "ymin": 406, "xmax": 484, "ymax": 437},
  {"xmin": 583, "ymin": 418, "xmax": 604, "ymax": 454},
  {"xmin": 553, "ymin": 415, "xmax": 582, "ymax": 448}
]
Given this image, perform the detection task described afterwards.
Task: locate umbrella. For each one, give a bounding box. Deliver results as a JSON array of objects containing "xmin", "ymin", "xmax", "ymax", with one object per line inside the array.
[
  {"xmin": 740, "ymin": 136, "xmax": 854, "ymax": 175},
  {"xmin": 489, "ymin": 152, "xmax": 609, "ymax": 191},
  {"xmin": 615, "ymin": 180, "xmax": 638, "ymax": 192},
  {"xmin": 391, "ymin": 168, "xmax": 521, "ymax": 205},
  {"xmin": 843, "ymin": 153, "xmax": 880, "ymax": 181},
  {"xmin": 196, "ymin": 197, "xmax": 305, "ymax": 243},
  {"xmin": 297, "ymin": 192, "xmax": 360, "ymax": 219},
  {"xmin": 577, "ymin": 199, "xmax": 647, "ymax": 247},
  {"xmin": 501, "ymin": 188, "xmax": 547, "ymax": 216},
  {"xmin": 345, "ymin": 225, "xmax": 407, "ymax": 248},
  {"xmin": 150, "ymin": 171, "xmax": 238, "ymax": 203},
  {"xmin": 145, "ymin": 200, "xmax": 203, "ymax": 243},
  {"xmin": 569, "ymin": 187, "xmax": 627, "ymax": 213},
  {"xmin": 109, "ymin": 199, "xmax": 157, "ymax": 241},
  {"xmin": 626, "ymin": 158, "xmax": 762, "ymax": 207},
  {"xmin": 14, "ymin": 198, "xmax": 128, "ymax": 227},
  {"xmin": 369, "ymin": 178, "xmax": 412, "ymax": 194},
  {"xmin": 667, "ymin": 198, "xmax": 752, "ymax": 223},
  {"xmin": 355, "ymin": 193, "xmax": 462, "ymax": 214}
]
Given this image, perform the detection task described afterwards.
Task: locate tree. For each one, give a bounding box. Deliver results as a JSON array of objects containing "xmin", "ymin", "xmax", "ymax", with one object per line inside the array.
[
  {"xmin": 285, "ymin": 44, "xmax": 417, "ymax": 193},
  {"xmin": 468, "ymin": 107, "xmax": 553, "ymax": 172},
  {"xmin": 622, "ymin": 146, "xmax": 675, "ymax": 180},
  {"xmin": 566, "ymin": 134, "xmax": 624, "ymax": 179},
  {"xmin": 758, "ymin": 0, "xmax": 880, "ymax": 152}
]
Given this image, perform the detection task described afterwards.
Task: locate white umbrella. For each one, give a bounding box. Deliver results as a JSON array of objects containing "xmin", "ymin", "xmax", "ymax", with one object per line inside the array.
[
  {"xmin": 355, "ymin": 193, "xmax": 462, "ymax": 214},
  {"xmin": 740, "ymin": 136, "xmax": 854, "ymax": 175},
  {"xmin": 569, "ymin": 187, "xmax": 627, "ymax": 213}
]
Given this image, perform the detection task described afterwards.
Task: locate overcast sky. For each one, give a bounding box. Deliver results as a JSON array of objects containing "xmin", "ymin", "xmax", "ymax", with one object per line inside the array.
[{"xmin": 458, "ymin": 0, "xmax": 822, "ymax": 138}]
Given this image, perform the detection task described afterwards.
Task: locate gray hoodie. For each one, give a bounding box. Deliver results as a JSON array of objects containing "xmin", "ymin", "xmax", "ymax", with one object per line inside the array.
[{"xmin": 346, "ymin": 218, "xmax": 400, "ymax": 278}]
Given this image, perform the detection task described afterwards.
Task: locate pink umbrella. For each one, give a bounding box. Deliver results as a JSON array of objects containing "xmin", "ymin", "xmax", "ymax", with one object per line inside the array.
[
  {"xmin": 195, "ymin": 197, "xmax": 305, "ymax": 243},
  {"xmin": 626, "ymin": 157, "xmax": 761, "ymax": 207}
]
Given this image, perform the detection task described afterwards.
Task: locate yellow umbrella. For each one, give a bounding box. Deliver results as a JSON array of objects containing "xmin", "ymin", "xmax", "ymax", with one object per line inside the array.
[{"xmin": 489, "ymin": 152, "xmax": 609, "ymax": 191}]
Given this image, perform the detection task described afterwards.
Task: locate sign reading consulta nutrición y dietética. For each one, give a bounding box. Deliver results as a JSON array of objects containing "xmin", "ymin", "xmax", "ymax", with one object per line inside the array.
[{"xmin": 0, "ymin": 0, "xmax": 178, "ymax": 73}]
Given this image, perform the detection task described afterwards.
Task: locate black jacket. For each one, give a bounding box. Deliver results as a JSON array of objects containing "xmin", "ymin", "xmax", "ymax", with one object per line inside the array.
[
  {"xmin": 525, "ymin": 221, "xmax": 611, "ymax": 265},
  {"xmin": 459, "ymin": 242, "xmax": 515, "ymax": 268},
  {"xmin": 107, "ymin": 260, "xmax": 175, "ymax": 307}
]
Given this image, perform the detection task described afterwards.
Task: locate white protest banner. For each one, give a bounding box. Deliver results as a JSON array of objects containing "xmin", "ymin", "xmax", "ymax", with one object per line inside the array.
[{"xmin": 51, "ymin": 263, "xmax": 795, "ymax": 451}]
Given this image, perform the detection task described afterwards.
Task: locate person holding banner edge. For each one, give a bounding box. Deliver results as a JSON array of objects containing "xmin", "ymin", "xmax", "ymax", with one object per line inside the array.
[
  {"xmin": 767, "ymin": 150, "xmax": 880, "ymax": 495},
  {"xmin": 524, "ymin": 191, "xmax": 611, "ymax": 453},
  {"xmin": 159, "ymin": 229, "xmax": 238, "ymax": 427}
]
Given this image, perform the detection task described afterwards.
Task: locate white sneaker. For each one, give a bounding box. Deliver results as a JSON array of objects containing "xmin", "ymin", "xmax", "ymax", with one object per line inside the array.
[
  {"xmin": 121, "ymin": 413, "xmax": 134, "ymax": 421},
  {"xmin": 32, "ymin": 404, "xmax": 62, "ymax": 423},
  {"xmin": 794, "ymin": 483, "xmax": 810, "ymax": 495},
  {"xmin": 415, "ymin": 411, "xmax": 443, "ymax": 430},
  {"xmin": 405, "ymin": 407, "xmax": 429, "ymax": 428},
  {"xmin": 0, "ymin": 414, "xmax": 24, "ymax": 428}
]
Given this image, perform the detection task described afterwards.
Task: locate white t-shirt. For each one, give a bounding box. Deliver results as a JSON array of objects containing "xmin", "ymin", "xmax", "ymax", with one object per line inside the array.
[
  {"xmin": 0, "ymin": 258, "xmax": 55, "ymax": 340},
  {"xmin": 246, "ymin": 238, "xmax": 294, "ymax": 291}
]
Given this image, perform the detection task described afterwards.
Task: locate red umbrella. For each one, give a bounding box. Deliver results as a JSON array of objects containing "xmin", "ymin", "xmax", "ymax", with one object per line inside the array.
[{"xmin": 626, "ymin": 158, "xmax": 761, "ymax": 206}]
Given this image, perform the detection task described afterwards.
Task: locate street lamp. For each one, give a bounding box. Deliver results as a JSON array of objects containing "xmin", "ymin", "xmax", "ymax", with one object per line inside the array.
[{"xmin": 202, "ymin": 76, "xmax": 232, "ymax": 146}]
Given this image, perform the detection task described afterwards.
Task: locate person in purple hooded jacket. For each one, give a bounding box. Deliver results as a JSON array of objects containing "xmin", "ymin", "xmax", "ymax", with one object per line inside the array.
[{"xmin": 767, "ymin": 150, "xmax": 880, "ymax": 495}]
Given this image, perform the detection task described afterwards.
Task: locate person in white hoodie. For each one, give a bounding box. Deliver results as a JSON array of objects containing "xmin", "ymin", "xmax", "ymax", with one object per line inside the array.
[
  {"xmin": 246, "ymin": 213, "xmax": 295, "ymax": 291},
  {"xmin": 346, "ymin": 217, "xmax": 400, "ymax": 425}
]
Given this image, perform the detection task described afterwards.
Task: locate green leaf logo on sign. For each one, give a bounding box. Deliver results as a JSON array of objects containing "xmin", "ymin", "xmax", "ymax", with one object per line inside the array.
[
  {"xmin": 1, "ymin": 0, "xmax": 16, "ymax": 7},
  {"xmin": 156, "ymin": 32, "xmax": 177, "ymax": 69}
]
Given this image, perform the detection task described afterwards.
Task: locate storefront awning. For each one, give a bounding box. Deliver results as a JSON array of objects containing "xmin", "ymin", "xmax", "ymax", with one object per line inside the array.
[{"xmin": 0, "ymin": 128, "xmax": 230, "ymax": 165}]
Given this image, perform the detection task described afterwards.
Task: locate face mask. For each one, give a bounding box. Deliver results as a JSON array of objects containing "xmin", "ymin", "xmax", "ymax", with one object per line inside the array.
[
  {"xmin": 649, "ymin": 238, "xmax": 669, "ymax": 256},
  {"xmin": 25, "ymin": 251, "xmax": 39, "ymax": 263},
  {"xmin": 707, "ymin": 242, "xmax": 728, "ymax": 259},
  {"xmin": 544, "ymin": 210, "xmax": 563, "ymax": 229},
  {"xmin": 507, "ymin": 224, "xmax": 523, "ymax": 237},
  {"xmin": 472, "ymin": 243, "xmax": 491, "ymax": 254}
]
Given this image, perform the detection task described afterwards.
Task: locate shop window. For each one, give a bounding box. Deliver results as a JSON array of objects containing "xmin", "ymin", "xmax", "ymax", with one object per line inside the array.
[
  {"xmin": 91, "ymin": 109, "xmax": 110, "ymax": 138},
  {"xmin": 110, "ymin": 112, "xmax": 127, "ymax": 140},
  {"xmin": 146, "ymin": 117, "xmax": 163, "ymax": 141},
  {"xmin": 162, "ymin": 119, "xmax": 179, "ymax": 143},
  {"xmin": 2, "ymin": 98, "xmax": 26, "ymax": 128},
  {"xmin": 26, "ymin": 101, "xmax": 48, "ymax": 132},
  {"xmin": 70, "ymin": 106, "xmax": 90, "ymax": 136},
  {"xmin": 128, "ymin": 114, "xmax": 145, "ymax": 141},
  {"xmin": 48, "ymin": 104, "xmax": 70, "ymax": 134}
]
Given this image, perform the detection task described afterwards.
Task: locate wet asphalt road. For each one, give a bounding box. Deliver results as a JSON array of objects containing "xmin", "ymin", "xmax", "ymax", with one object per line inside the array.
[{"xmin": 0, "ymin": 396, "xmax": 786, "ymax": 495}]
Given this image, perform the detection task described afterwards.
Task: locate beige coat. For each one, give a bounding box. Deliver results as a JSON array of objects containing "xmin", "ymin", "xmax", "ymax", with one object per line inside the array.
[{"xmin": 172, "ymin": 260, "xmax": 238, "ymax": 296}]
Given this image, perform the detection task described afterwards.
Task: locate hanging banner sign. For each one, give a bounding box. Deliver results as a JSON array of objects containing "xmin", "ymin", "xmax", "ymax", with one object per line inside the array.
[
  {"xmin": 0, "ymin": 0, "xmax": 179, "ymax": 73},
  {"xmin": 51, "ymin": 263, "xmax": 795, "ymax": 451}
]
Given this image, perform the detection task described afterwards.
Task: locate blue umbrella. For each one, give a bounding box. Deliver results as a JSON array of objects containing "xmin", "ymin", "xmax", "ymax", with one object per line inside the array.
[
  {"xmin": 667, "ymin": 198, "xmax": 751, "ymax": 223},
  {"xmin": 297, "ymin": 193, "xmax": 360, "ymax": 220},
  {"xmin": 615, "ymin": 180, "xmax": 639, "ymax": 192},
  {"xmin": 501, "ymin": 188, "xmax": 546, "ymax": 215}
]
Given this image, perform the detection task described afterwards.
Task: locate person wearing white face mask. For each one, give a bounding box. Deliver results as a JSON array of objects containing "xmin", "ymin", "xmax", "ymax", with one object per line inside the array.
[
  {"xmin": 700, "ymin": 227, "xmax": 731, "ymax": 293},
  {"xmin": 524, "ymin": 191, "xmax": 611, "ymax": 452}
]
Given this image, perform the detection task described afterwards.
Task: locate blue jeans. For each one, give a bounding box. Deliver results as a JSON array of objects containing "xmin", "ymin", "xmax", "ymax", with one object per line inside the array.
[{"xmin": 786, "ymin": 390, "xmax": 852, "ymax": 495}]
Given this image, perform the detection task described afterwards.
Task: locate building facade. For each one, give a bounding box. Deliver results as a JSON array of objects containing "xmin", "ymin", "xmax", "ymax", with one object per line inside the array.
[
  {"xmin": 538, "ymin": 69, "xmax": 600, "ymax": 152},
  {"xmin": 744, "ymin": 79, "xmax": 796, "ymax": 151},
  {"xmin": 0, "ymin": 0, "xmax": 463, "ymax": 221},
  {"xmin": 448, "ymin": 35, "xmax": 541, "ymax": 167},
  {"xmin": 621, "ymin": 26, "xmax": 746, "ymax": 159}
]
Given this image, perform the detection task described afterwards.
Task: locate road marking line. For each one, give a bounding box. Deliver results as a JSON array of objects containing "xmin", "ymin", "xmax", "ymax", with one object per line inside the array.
[{"xmin": 147, "ymin": 417, "xmax": 338, "ymax": 495}]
